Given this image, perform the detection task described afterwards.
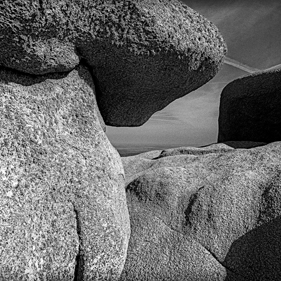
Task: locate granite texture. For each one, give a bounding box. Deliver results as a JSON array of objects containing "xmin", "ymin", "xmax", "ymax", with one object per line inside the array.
[
  {"xmin": 0, "ymin": 0, "xmax": 227, "ymax": 126},
  {"xmin": 121, "ymin": 142, "xmax": 281, "ymax": 280},
  {"xmin": 0, "ymin": 65, "xmax": 130, "ymax": 280}
]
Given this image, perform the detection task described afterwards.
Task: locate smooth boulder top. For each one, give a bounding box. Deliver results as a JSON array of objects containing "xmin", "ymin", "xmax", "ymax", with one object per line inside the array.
[
  {"xmin": 0, "ymin": 66, "xmax": 130, "ymax": 280},
  {"xmin": 0, "ymin": 0, "xmax": 227, "ymax": 126},
  {"xmin": 218, "ymin": 68, "xmax": 281, "ymax": 143},
  {"xmin": 121, "ymin": 142, "xmax": 281, "ymax": 280}
]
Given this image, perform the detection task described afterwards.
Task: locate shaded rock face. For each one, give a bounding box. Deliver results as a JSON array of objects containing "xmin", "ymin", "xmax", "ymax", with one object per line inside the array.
[
  {"xmin": 218, "ymin": 69, "xmax": 281, "ymax": 143},
  {"xmin": 0, "ymin": 0, "xmax": 227, "ymax": 126},
  {"xmin": 121, "ymin": 142, "xmax": 281, "ymax": 280},
  {"xmin": 0, "ymin": 66, "xmax": 130, "ymax": 280},
  {"xmin": 219, "ymin": 141, "xmax": 267, "ymax": 149}
]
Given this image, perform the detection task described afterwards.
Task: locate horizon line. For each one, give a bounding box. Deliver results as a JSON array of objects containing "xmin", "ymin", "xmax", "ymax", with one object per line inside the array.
[{"xmin": 224, "ymin": 57, "xmax": 281, "ymax": 73}]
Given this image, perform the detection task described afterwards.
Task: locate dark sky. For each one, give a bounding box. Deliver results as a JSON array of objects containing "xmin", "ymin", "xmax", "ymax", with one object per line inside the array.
[{"xmin": 107, "ymin": 1, "xmax": 281, "ymax": 155}]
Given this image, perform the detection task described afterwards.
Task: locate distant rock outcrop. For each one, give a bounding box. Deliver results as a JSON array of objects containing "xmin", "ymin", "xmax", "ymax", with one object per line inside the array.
[
  {"xmin": 0, "ymin": 66, "xmax": 130, "ymax": 280},
  {"xmin": 218, "ymin": 69, "xmax": 281, "ymax": 143},
  {"xmin": 0, "ymin": 0, "xmax": 227, "ymax": 126},
  {"xmin": 121, "ymin": 142, "xmax": 281, "ymax": 280}
]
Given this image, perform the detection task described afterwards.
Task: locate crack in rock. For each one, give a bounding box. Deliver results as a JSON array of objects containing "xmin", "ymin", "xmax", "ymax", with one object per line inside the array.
[
  {"xmin": 150, "ymin": 198, "xmax": 248, "ymax": 280},
  {"xmin": 74, "ymin": 207, "xmax": 83, "ymax": 281},
  {"xmin": 198, "ymin": 244, "xmax": 247, "ymax": 280},
  {"xmin": 180, "ymin": 184, "xmax": 248, "ymax": 280},
  {"xmin": 184, "ymin": 185, "xmax": 205, "ymax": 226}
]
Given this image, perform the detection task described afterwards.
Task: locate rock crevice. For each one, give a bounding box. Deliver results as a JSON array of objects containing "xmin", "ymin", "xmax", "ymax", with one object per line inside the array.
[{"xmin": 73, "ymin": 207, "xmax": 83, "ymax": 281}]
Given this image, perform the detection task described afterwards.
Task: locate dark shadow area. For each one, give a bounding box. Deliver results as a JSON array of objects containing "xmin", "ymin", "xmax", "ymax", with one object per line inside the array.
[
  {"xmin": 219, "ymin": 141, "xmax": 267, "ymax": 149},
  {"xmin": 0, "ymin": 65, "xmax": 70, "ymax": 86},
  {"xmin": 79, "ymin": 57, "xmax": 103, "ymax": 100},
  {"xmin": 224, "ymin": 216, "xmax": 281, "ymax": 280},
  {"xmin": 199, "ymin": 141, "xmax": 267, "ymax": 149}
]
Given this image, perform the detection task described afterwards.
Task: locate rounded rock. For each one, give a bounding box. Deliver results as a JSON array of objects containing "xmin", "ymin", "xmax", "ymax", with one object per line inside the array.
[
  {"xmin": 218, "ymin": 68, "xmax": 281, "ymax": 143},
  {"xmin": 0, "ymin": 66, "xmax": 130, "ymax": 280},
  {"xmin": 0, "ymin": 0, "xmax": 227, "ymax": 126}
]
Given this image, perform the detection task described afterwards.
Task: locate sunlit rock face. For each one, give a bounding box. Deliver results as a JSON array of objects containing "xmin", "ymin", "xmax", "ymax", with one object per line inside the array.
[
  {"xmin": 218, "ymin": 68, "xmax": 281, "ymax": 143},
  {"xmin": 0, "ymin": 66, "xmax": 130, "ymax": 281},
  {"xmin": 0, "ymin": 0, "xmax": 227, "ymax": 126},
  {"xmin": 121, "ymin": 142, "xmax": 281, "ymax": 280}
]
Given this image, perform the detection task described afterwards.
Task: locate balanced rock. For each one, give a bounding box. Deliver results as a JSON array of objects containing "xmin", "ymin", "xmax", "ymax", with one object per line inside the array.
[
  {"xmin": 0, "ymin": 66, "xmax": 130, "ymax": 280},
  {"xmin": 218, "ymin": 68, "xmax": 281, "ymax": 143},
  {"xmin": 121, "ymin": 142, "xmax": 281, "ymax": 280},
  {"xmin": 0, "ymin": 0, "xmax": 227, "ymax": 126}
]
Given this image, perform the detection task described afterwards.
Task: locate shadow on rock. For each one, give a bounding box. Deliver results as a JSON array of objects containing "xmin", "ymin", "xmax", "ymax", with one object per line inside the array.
[{"xmin": 224, "ymin": 216, "xmax": 281, "ymax": 281}]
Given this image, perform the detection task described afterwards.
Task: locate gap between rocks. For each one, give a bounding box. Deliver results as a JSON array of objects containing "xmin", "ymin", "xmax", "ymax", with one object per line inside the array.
[
  {"xmin": 0, "ymin": 47, "xmax": 101, "ymax": 101},
  {"xmin": 78, "ymin": 57, "xmax": 104, "ymax": 110},
  {"xmin": 73, "ymin": 206, "xmax": 83, "ymax": 281}
]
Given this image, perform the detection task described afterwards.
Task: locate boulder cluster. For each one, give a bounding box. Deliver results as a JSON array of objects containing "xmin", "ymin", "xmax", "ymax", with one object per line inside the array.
[
  {"xmin": 0, "ymin": 0, "xmax": 226, "ymax": 127},
  {"xmin": 121, "ymin": 141, "xmax": 281, "ymax": 280},
  {"xmin": 0, "ymin": 0, "xmax": 280, "ymax": 280}
]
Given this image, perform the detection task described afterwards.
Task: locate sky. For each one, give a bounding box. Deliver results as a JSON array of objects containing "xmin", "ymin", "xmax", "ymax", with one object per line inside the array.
[{"xmin": 106, "ymin": 0, "xmax": 281, "ymax": 156}]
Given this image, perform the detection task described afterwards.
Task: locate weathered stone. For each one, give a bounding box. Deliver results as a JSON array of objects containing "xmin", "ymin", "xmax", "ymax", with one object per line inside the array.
[
  {"xmin": 121, "ymin": 180, "xmax": 227, "ymax": 280},
  {"xmin": 218, "ymin": 68, "xmax": 281, "ymax": 143},
  {"xmin": 0, "ymin": 0, "xmax": 227, "ymax": 126},
  {"xmin": 0, "ymin": 66, "xmax": 130, "ymax": 280},
  {"xmin": 155, "ymin": 143, "xmax": 234, "ymax": 158},
  {"xmin": 121, "ymin": 142, "xmax": 281, "ymax": 280}
]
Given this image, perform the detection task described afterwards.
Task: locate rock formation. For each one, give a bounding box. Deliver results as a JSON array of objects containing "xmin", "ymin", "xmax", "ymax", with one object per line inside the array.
[
  {"xmin": 121, "ymin": 142, "xmax": 281, "ymax": 280},
  {"xmin": 218, "ymin": 68, "xmax": 281, "ymax": 143},
  {"xmin": 0, "ymin": 66, "xmax": 130, "ymax": 280},
  {"xmin": 0, "ymin": 0, "xmax": 231, "ymax": 279},
  {"xmin": 1, "ymin": 0, "xmax": 280, "ymax": 278},
  {"xmin": 0, "ymin": 0, "xmax": 227, "ymax": 126}
]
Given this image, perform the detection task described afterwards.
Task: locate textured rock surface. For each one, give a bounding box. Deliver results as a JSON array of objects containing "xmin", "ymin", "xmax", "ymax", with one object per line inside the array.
[
  {"xmin": 0, "ymin": 0, "xmax": 227, "ymax": 126},
  {"xmin": 0, "ymin": 66, "xmax": 130, "ymax": 280},
  {"xmin": 218, "ymin": 68, "xmax": 281, "ymax": 143},
  {"xmin": 121, "ymin": 142, "xmax": 281, "ymax": 280},
  {"xmin": 121, "ymin": 185, "xmax": 227, "ymax": 281}
]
